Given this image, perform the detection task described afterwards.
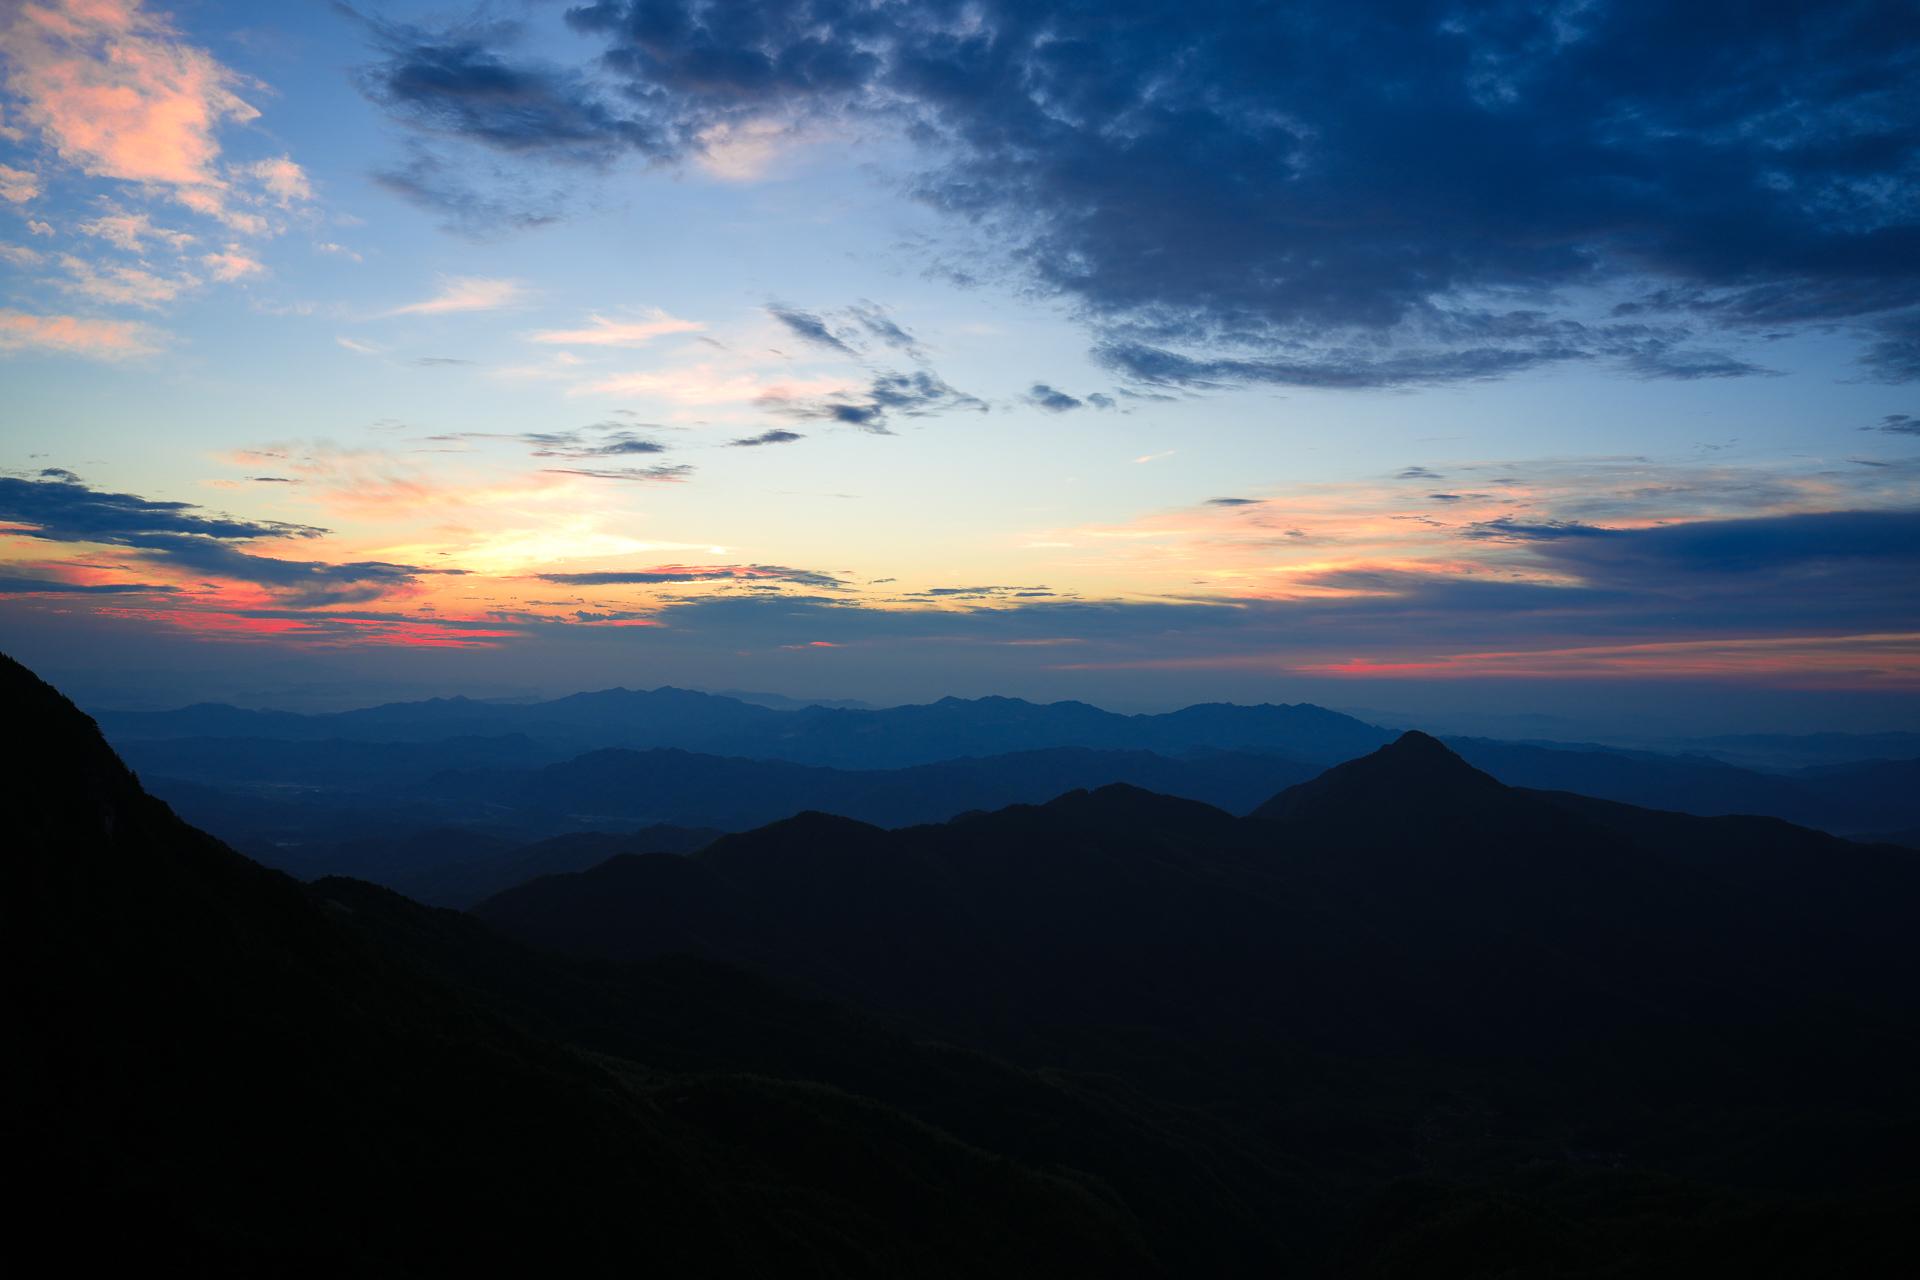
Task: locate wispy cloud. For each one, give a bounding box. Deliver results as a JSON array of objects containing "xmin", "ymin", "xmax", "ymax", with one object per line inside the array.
[
  {"xmin": 78, "ymin": 209, "xmax": 195, "ymax": 253},
  {"xmin": 537, "ymin": 564, "xmax": 843, "ymax": 589},
  {"xmin": 386, "ymin": 275, "xmax": 523, "ymax": 317},
  {"xmin": 528, "ymin": 309, "xmax": 703, "ymax": 347}
]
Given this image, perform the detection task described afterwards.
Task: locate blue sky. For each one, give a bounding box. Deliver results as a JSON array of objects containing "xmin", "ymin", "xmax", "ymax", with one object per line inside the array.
[{"xmin": 1, "ymin": 0, "xmax": 1917, "ymax": 730}]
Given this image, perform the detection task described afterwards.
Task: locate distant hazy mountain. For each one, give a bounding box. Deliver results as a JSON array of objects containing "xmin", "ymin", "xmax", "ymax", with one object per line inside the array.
[
  {"xmin": 424, "ymin": 745, "xmax": 1324, "ymax": 831},
  {"xmin": 122, "ymin": 726, "xmax": 1920, "ymax": 896},
  {"xmin": 1672, "ymin": 730, "xmax": 1920, "ymax": 770},
  {"xmin": 98, "ymin": 685, "xmax": 1397, "ymax": 765},
  {"xmin": 713, "ymin": 688, "xmax": 879, "ymax": 711}
]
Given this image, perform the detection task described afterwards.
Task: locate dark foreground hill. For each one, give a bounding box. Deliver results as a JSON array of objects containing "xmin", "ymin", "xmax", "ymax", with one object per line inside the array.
[
  {"xmin": 481, "ymin": 734, "xmax": 1920, "ymax": 1276},
  {"xmin": 0, "ymin": 653, "xmax": 1152, "ymax": 1277}
]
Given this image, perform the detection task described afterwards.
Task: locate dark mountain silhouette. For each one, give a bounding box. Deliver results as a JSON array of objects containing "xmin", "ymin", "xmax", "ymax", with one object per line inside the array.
[
  {"xmin": 1, "ymin": 652, "xmax": 1154, "ymax": 1277},
  {"xmin": 390, "ymin": 824, "xmax": 722, "ymax": 907},
  {"xmin": 480, "ymin": 731, "xmax": 1920, "ymax": 1275}
]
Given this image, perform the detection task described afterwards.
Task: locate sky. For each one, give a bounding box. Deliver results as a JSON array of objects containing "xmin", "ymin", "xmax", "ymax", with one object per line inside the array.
[{"xmin": 1, "ymin": 0, "xmax": 1917, "ymax": 732}]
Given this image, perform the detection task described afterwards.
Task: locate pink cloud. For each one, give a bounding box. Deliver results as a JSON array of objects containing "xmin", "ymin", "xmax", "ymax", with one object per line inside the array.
[
  {"xmin": 0, "ymin": 162, "xmax": 39, "ymax": 203},
  {"xmin": 528, "ymin": 309, "xmax": 705, "ymax": 347},
  {"xmin": 0, "ymin": 308, "xmax": 159, "ymax": 358},
  {"xmin": 202, "ymin": 244, "xmax": 264, "ymax": 282},
  {"xmin": 1, "ymin": 2, "xmax": 307, "ymax": 233}
]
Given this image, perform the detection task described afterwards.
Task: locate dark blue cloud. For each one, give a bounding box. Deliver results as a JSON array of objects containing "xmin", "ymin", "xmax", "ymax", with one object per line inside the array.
[
  {"xmin": 537, "ymin": 564, "xmax": 845, "ymax": 589},
  {"xmin": 727, "ymin": 428, "xmax": 805, "ymax": 446},
  {"xmin": 1026, "ymin": 384, "xmax": 1083, "ymax": 412},
  {"xmin": 356, "ymin": 16, "xmax": 666, "ymax": 163},
  {"xmin": 0, "ymin": 473, "xmax": 455, "ymax": 607},
  {"xmin": 0, "ymin": 473, "xmax": 325, "ymax": 544},
  {"xmin": 429, "ymin": 424, "xmax": 670, "ymax": 458},
  {"xmin": 1526, "ymin": 509, "xmax": 1920, "ymax": 579},
  {"xmin": 765, "ymin": 369, "xmax": 987, "ymax": 434},
  {"xmin": 0, "ymin": 577, "xmax": 179, "ymax": 595},
  {"xmin": 846, "ymin": 302, "xmax": 921, "ymax": 355},
  {"xmin": 541, "ymin": 464, "xmax": 695, "ymax": 482},
  {"xmin": 357, "ymin": 0, "xmax": 1920, "ymax": 386},
  {"xmin": 1463, "ymin": 517, "xmax": 1618, "ymax": 541},
  {"xmin": 767, "ymin": 304, "xmax": 859, "ymax": 355}
]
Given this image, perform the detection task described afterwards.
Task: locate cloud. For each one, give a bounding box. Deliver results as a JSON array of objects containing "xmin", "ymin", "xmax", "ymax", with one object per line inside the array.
[
  {"xmin": 354, "ymin": 1, "xmax": 1920, "ymax": 386},
  {"xmin": 1396, "ymin": 467, "xmax": 1443, "ymax": 480},
  {"xmin": 0, "ymin": 163, "xmax": 40, "ymax": 203},
  {"xmin": 765, "ymin": 370, "xmax": 987, "ymax": 433},
  {"xmin": 727, "ymin": 428, "xmax": 804, "ymax": 447},
  {"xmin": 0, "ymin": 0, "xmax": 302, "ymax": 231},
  {"xmin": 356, "ymin": 17, "xmax": 664, "ymax": 166},
  {"xmin": 1520, "ymin": 510, "xmax": 1920, "ymax": 582},
  {"xmin": 846, "ymin": 302, "xmax": 919, "ymax": 355},
  {"xmin": 0, "ymin": 243, "xmax": 44, "ymax": 267},
  {"xmin": 1026, "ymin": 384, "xmax": 1083, "ymax": 413},
  {"xmin": 537, "ymin": 564, "xmax": 844, "ymax": 589},
  {"xmin": 0, "ymin": 575, "xmax": 178, "ymax": 595},
  {"xmin": 1869, "ymin": 413, "xmax": 1920, "ymax": 436},
  {"xmin": 372, "ymin": 144, "xmax": 567, "ymax": 236},
  {"xmin": 541, "ymin": 464, "xmax": 694, "ymax": 482},
  {"xmin": 0, "ymin": 471, "xmax": 443, "ymax": 606},
  {"xmin": 386, "ymin": 275, "xmax": 524, "ymax": 317},
  {"xmin": 1463, "ymin": 517, "xmax": 1617, "ymax": 542},
  {"xmin": 0, "ymin": 310, "xmax": 159, "ymax": 359},
  {"xmin": 0, "ymin": 470, "xmax": 324, "ymax": 544},
  {"xmin": 434, "ymin": 425, "xmax": 669, "ymax": 459},
  {"xmin": 528, "ymin": 308, "xmax": 703, "ymax": 347},
  {"xmin": 55, "ymin": 254, "xmax": 195, "ymax": 309},
  {"xmin": 201, "ymin": 244, "xmax": 264, "ymax": 282},
  {"xmin": 77, "ymin": 209, "xmax": 195, "ymax": 253},
  {"xmin": 1206, "ymin": 498, "xmax": 1260, "ymax": 507},
  {"xmin": 767, "ymin": 304, "xmax": 858, "ymax": 355},
  {"xmin": 244, "ymin": 155, "xmax": 311, "ymax": 205}
]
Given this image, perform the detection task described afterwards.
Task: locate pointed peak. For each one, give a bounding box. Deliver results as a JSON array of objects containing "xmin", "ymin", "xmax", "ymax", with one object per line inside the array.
[
  {"xmin": 1252, "ymin": 728, "xmax": 1499, "ymax": 822},
  {"xmin": 1380, "ymin": 729, "xmax": 1459, "ymax": 759}
]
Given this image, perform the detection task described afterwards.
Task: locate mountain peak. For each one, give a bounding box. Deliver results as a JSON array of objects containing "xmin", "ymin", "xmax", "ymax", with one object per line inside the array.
[{"xmin": 1252, "ymin": 728, "xmax": 1501, "ymax": 822}]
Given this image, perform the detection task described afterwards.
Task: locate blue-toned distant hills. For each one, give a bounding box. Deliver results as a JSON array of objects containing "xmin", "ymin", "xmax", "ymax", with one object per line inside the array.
[{"xmin": 96, "ymin": 686, "xmax": 1920, "ymax": 897}]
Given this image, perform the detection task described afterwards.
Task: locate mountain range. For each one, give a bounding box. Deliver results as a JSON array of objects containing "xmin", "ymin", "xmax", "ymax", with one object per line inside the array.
[
  {"xmin": 100, "ymin": 689, "xmax": 1920, "ymax": 898},
  {"xmin": 12, "ymin": 650, "xmax": 1920, "ymax": 1274}
]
